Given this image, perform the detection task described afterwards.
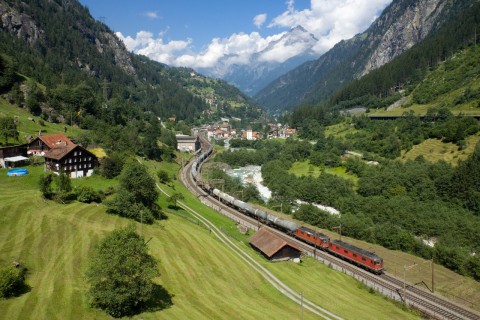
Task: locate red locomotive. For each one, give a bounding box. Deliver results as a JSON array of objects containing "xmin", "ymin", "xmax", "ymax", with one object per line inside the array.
[
  {"xmin": 328, "ymin": 240, "xmax": 384, "ymax": 274},
  {"xmin": 294, "ymin": 227, "xmax": 330, "ymax": 249}
]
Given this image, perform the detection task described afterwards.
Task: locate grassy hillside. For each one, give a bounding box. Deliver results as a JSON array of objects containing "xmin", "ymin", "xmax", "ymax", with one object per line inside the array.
[
  {"xmin": 369, "ymin": 46, "xmax": 480, "ymax": 117},
  {"xmin": 0, "ymin": 98, "xmax": 84, "ymax": 144},
  {"xmin": 0, "ymin": 163, "xmax": 423, "ymax": 319}
]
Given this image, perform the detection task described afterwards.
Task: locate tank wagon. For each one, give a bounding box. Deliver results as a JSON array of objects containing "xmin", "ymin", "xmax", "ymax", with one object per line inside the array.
[{"xmin": 190, "ymin": 144, "xmax": 384, "ymax": 274}]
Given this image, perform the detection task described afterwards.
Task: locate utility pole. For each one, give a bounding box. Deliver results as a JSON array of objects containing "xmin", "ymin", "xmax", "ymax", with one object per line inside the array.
[
  {"xmin": 333, "ymin": 224, "xmax": 342, "ymax": 241},
  {"xmin": 272, "ymin": 203, "xmax": 282, "ymax": 213},
  {"xmin": 432, "ymin": 257, "xmax": 435, "ymax": 293}
]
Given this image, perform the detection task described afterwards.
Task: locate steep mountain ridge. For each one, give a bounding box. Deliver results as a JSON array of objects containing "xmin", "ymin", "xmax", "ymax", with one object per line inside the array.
[
  {"xmin": 254, "ymin": 0, "xmax": 468, "ymax": 114},
  {"xmin": 360, "ymin": 0, "xmax": 446, "ymax": 76}
]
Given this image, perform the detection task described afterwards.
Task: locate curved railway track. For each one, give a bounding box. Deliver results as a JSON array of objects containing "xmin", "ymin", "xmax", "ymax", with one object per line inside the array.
[{"xmin": 181, "ymin": 138, "xmax": 480, "ymax": 320}]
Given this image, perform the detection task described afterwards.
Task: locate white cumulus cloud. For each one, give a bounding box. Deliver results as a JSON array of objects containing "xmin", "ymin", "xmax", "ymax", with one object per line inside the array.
[
  {"xmin": 118, "ymin": 0, "xmax": 391, "ymax": 70},
  {"xmin": 270, "ymin": 0, "xmax": 391, "ymax": 53},
  {"xmin": 253, "ymin": 13, "xmax": 267, "ymax": 28},
  {"xmin": 144, "ymin": 11, "xmax": 158, "ymax": 19}
]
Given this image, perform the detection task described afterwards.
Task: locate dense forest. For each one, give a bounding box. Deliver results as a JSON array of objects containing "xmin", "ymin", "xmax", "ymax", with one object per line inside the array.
[{"xmin": 216, "ymin": 125, "xmax": 480, "ymax": 280}]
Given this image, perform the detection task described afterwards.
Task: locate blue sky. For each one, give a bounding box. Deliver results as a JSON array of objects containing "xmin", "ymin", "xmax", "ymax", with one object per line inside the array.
[
  {"xmin": 79, "ymin": 0, "xmax": 392, "ymax": 70},
  {"xmin": 80, "ymin": 1, "xmax": 310, "ymax": 50}
]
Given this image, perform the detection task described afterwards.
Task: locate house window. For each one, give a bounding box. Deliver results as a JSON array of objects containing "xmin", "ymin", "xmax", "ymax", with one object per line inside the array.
[
  {"xmin": 79, "ymin": 151, "xmax": 82, "ymax": 155},
  {"xmin": 89, "ymin": 157, "xmax": 91, "ymax": 161},
  {"xmin": 74, "ymin": 151, "xmax": 77, "ymax": 156},
  {"xmin": 344, "ymin": 250, "xmax": 349, "ymax": 254},
  {"xmin": 69, "ymin": 159, "xmax": 72, "ymax": 163},
  {"xmin": 89, "ymin": 163, "xmax": 92, "ymax": 168},
  {"xmin": 362, "ymin": 257, "xmax": 367, "ymax": 261},
  {"xmin": 353, "ymin": 254, "xmax": 357, "ymax": 258}
]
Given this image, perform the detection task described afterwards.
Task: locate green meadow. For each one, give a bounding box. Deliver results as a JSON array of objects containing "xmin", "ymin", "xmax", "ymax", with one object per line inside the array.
[{"xmin": 0, "ymin": 163, "xmax": 423, "ymax": 319}]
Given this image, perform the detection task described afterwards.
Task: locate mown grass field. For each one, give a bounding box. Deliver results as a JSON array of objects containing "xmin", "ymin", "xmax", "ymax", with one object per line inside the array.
[
  {"xmin": 288, "ymin": 160, "xmax": 359, "ymax": 186},
  {"xmin": 399, "ymin": 135, "xmax": 480, "ymax": 165},
  {"xmin": 0, "ymin": 162, "xmax": 422, "ymax": 319}
]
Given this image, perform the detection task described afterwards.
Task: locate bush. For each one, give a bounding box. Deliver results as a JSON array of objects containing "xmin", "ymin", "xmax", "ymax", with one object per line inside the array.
[
  {"xmin": 0, "ymin": 264, "xmax": 27, "ymax": 298},
  {"xmin": 157, "ymin": 170, "xmax": 170, "ymax": 184},
  {"xmin": 76, "ymin": 186, "xmax": 102, "ymax": 203},
  {"xmin": 53, "ymin": 191, "xmax": 77, "ymax": 204}
]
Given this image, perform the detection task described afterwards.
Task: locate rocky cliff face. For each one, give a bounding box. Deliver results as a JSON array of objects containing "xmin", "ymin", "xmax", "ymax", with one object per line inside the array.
[
  {"xmin": 360, "ymin": 0, "xmax": 445, "ymax": 76},
  {"xmin": 0, "ymin": 2, "xmax": 43, "ymax": 44},
  {"xmin": 0, "ymin": 0, "xmax": 135, "ymax": 75},
  {"xmin": 95, "ymin": 31, "xmax": 136, "ymax": 75}
]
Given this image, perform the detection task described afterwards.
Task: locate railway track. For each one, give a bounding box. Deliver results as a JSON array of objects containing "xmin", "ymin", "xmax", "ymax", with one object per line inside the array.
[{"xmin": 181, "ymin": 138, "xmax": 480, "ymax": 320}]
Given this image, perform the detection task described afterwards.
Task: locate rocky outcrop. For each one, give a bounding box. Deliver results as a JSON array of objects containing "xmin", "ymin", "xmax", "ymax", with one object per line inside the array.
[
  {"xmin": 96, "ymin": 32, "xmax": 135, "ymax": 75},
  {"xmin": 0, "ymin": 2, "xmax": 43, "ymax": 45},
  {"xmin": 360, "ymin": 0, "xmax": 445, "ymax": 76}
]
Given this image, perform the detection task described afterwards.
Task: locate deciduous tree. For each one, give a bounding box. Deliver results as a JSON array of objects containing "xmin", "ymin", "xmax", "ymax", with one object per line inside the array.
[{"xmin": 85, "ymin": 226, "xmax": 159, "ymax": 317}]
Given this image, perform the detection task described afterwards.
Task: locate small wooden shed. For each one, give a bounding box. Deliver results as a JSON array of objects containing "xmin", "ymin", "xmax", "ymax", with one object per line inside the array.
[{"xmin": 249, "ymin": 228, "xmax": 302, "ymax": 262}]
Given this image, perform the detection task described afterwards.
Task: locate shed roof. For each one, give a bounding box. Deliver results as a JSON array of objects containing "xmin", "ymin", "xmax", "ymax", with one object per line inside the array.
[
  {"xmin": 249, "ymin": 228, "xmax": 301, "ymax": 258},
  {"xmin": 4, "ymin": 156, "xmax": 29, "ymax": 162}
]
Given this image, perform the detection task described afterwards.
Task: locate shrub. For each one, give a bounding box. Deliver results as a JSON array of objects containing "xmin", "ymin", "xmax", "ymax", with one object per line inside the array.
[
  {"xmin": 76, "ymin": 186, "xmax": 102, "ymax": 203},
  {"xmin": 0, "ymin": 264, "xmax": 27, "ymax": 298}
]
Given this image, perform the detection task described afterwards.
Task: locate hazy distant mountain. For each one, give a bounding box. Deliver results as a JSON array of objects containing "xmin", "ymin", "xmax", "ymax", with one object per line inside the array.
[
  {"xmin": 254, "ymin": 0, "xmax": 470, "ymax": 114},
  {"xmin": 198, "ymin": 26, "xmax": 319, "ymax": 96}
]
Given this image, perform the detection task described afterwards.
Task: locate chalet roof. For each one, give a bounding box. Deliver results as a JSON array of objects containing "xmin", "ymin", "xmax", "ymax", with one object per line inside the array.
[
  {"xmin": 43, "ymin": 144, "xmax": 77, "ymax": 160},
  {"xmin": 44, "ymin": 144, "xmax": 95, "ymax": 161},
  {"xmin": 36, "ymin": 134, "xmax": 74, "ymax": 148},
  {"xmin": 249, "ymin": 228, "xmax": 301, "ymax": 258}
]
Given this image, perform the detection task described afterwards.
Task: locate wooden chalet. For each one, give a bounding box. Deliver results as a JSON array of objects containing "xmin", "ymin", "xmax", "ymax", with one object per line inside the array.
[
  {"xmin": 28, "ymin": 134, "xmax": 74, "ymax": 156},
  {"xmin": 44, "ymin": 144, "xmax": 97, "ymax": 178},
  {"xmin": 249, "ymin": 228, "xmax": 302, "ymax": 262}
]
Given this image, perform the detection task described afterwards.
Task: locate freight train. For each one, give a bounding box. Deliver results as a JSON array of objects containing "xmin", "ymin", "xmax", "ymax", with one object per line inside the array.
[{"xmin": 190, "ymin": 146, "xmax": 384, "ymax": 274}]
